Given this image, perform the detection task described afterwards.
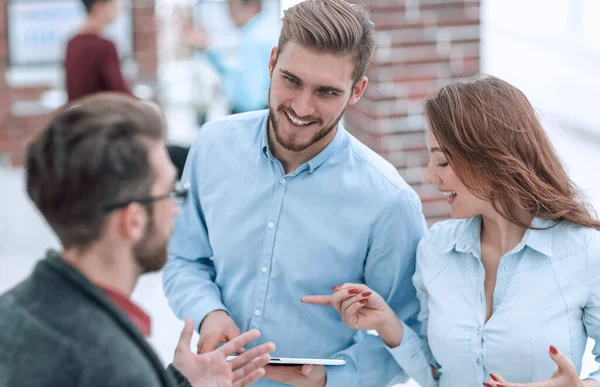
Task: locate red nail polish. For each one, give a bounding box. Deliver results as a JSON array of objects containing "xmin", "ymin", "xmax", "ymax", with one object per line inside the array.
[
  {"xmin": 348, "ymin": 289, "xmax": 359, "ymax": 294},
  {"xmin": 362, "ymin": 292, "xmax": 372, "ymax": 297},
  {"xmin": 483, "ymin": 383, "xmax": 493, "ymax": 387},
  {"xmin": 497, "ymin": 385, "xmax": 505, "ymax": 387},
  {"xmin": 550, "ymin": 345, "xmax": 558, "ymax": 355},
  {"xmin": 489, "ymin": 374, "xmax": 499, "ymax": 382},
  {"xmin": 332, "ymin": 285, "xmax": 341, "ymax": 291},
  {"xmin": 360, "ymin": 299, "xmax": 368, "ymax": 304}
]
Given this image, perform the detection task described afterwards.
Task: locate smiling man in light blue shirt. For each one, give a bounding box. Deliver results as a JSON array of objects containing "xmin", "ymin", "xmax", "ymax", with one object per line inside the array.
[{"xmin": 162, "ymin": 1, "xmax": 427, "ymax": 386}]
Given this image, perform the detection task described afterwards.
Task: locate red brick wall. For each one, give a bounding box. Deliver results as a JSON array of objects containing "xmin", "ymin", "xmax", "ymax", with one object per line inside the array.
[
  {"xmin": 132, "ymin": 0, "xmax": 158, "ymax": 81},
  {"xmin": 0, "ymin": 0, "xmax": 158, "ymax": 167},
  {"xmin": 0, "ymin": 0, "xmax": 11, "ymax": 166},
  {"xmin": 345, "ymin": 0, "xmax": 481, "ymax": 224}
]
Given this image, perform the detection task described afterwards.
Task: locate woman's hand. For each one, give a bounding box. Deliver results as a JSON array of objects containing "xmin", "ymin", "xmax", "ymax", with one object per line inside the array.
[
  {"xmin": 301, "ymin": 283, "xmax": 404, "ymax": 347},
  {"xmin": 483, "ymin": 345, "xmax": 591, "ymax": 387}
]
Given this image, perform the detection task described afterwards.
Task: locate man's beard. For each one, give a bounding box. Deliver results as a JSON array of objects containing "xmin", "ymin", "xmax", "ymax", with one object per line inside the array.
[
  {"xmin": 133, "ymin": 215, "xmax": 168, "ymax": 274},
  {"xmin": 268, "ymin": 91, "xmax": 346, "ymax": 152}
]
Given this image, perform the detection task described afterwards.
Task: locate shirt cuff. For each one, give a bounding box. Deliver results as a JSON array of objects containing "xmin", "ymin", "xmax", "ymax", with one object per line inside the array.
[
  {"xmin": 166, "ymin": 364, "xmax": 192, "ymax": 387},
  {"xmin": 324, "ymin": 360, "xmax": 358, "ymax": 387},
  {"xmin": 192, "ymin": 301, "xmax": 228, "ymax": 332},
  {"xmin": 384, "ymin": 321, "xmax": 431, "ymax": 374}
]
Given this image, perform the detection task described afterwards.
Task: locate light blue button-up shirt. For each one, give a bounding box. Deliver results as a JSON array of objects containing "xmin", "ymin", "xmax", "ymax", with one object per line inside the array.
[
  {"xmin": 204, "ymin": 12, "xmax": 279, "ymax": 112},
  {"xmin": 387, "ymin": 216, "xmax": 600, "ymax": 386},
  {"xmin": 162, "ymin": 110, "xmax": 427, "ymax": 387}
]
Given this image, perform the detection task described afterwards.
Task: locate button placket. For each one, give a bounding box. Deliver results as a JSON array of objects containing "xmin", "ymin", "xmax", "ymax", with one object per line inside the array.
[{"xmin": 251, "ymin": 174, "xmax": 290, "ymax": 329}]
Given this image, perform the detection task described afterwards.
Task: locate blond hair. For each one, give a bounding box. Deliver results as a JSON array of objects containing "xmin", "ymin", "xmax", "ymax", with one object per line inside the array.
[{"xmin": 277, "ymin": 0, "xmax": 376, "ymax": 84}]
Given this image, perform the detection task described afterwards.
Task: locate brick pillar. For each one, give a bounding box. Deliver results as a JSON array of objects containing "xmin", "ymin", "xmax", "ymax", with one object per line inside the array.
[
  {"xmin": 0, "ymin": 0, "xmax": 158, "ymax": 167},
  {"xmin": 345, "ymin": 0, "xmax": 480, "ymax": 224},
  {"xmin": 132, "ymin": 0, "xmax": 158, "ymax": 82},
  {"xmin": 0, "ymin": 1, "xmax": 11, "ymax": 166}
]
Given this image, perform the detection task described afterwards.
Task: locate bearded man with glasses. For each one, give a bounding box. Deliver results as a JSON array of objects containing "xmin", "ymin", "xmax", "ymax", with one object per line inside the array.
[{"xmin": 0, "ymin": 93, "xmax": 274, "ymax": 387}]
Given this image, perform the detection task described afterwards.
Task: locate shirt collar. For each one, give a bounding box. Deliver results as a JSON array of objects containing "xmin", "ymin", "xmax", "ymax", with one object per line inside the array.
[
  {"xmin": 443, "ymin": 216, "xmax": 482, "ymax": 255},
  {"xmin": 261, "ymin": 116, "xmax": 348, "ymax": 174},
  {"xmin": 442, "ymin": 216, "xmax": 554, "ymax": 257},
  {"xmin": 520, "ymin": 217, "xmax": 554, "ymax": 256},
  {"xmin": 95, "ymin": 283, "xmax": 152, "ymax": 337}
]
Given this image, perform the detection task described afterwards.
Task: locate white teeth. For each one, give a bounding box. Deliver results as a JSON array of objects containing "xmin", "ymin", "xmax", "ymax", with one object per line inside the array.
[
  {"xmin": 286, "ymin": 112, "xmax": 314, "ymax": 126},
  {"xmin": 441, "ymin": 191, "xmax": 457, "ymax": 198}
]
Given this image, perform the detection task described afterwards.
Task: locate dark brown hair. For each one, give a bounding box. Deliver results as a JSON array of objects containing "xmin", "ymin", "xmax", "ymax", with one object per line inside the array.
[
  {"xmin": 81, "ymin": 0, "xmax": 112, "ymax": 13},
  {"xmin": 424, "ymin": 75, "xmax": 600, "ymax": 230},
  {"xmin": 26, "ymin": 93, "xmax": 166, "ymax": 249},
  {"xmin": 276, "ymin": 0, "xmax": 376, "ymax": 84}
]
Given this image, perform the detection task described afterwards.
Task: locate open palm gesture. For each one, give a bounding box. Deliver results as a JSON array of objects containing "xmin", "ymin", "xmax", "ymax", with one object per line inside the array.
[
  {"xmin": 484, "ymin": 346, "xmax": 587, "ymax": 387},
  {"xmin": 173, "ymin": 317, "xmax": 275, "ymax": 387}
]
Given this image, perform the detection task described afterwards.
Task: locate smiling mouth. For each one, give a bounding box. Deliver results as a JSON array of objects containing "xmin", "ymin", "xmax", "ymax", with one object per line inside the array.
[
  {"xmin": 441, "ymin": 190, "xmax": 457, "ymax": 200},
  {"xmin": 285, "ymin": 111, "xmax": 317, "ymax": 127}
]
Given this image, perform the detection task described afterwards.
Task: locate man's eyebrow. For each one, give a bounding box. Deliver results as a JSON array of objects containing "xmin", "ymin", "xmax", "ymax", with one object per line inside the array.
[{"xmin": 279, "ymin": 69, "xmax": 345, "ymax": 94}]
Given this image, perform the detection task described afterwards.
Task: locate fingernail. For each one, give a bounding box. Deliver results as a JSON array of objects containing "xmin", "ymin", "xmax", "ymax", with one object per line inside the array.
[
  {"xmin": 497, "ymin": 385, "xmax": 505, "ymax": 387},
  {"xmin": 360, "ymin": 299, "xmax": 368, "ymax": 304},
  {"xmin": 362, "ymin": 292, "xmax": 372, "ymax": 297},
  {"xmin": 489, "ymin": 374, "xmax": 499, "ymax": 382},
  {"xmin": 483, "ymin": 383, "xmax": 493, "ymax": 387},
  {"xmin": 550, "ymin": 345, "xmax": 558, "ymax": 355},
  {"xmin": 332, "ymin": 285, "xmax": 341, "ymax": 291},
  {"xmin": 348, "ymin": 289, "xmax": 359, "ymax": 294}
]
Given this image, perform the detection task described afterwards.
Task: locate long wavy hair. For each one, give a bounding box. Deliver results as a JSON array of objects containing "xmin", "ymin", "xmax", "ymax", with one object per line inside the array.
[{"xmin": 424, "ymin": 75, "xmax": 600, "ymax": 230}]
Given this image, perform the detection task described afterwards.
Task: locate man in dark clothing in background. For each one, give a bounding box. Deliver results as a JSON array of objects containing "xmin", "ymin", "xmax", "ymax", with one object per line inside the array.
[{"xmin": 0, "ymin": 94, "xmax": 274, "ymax": 387}]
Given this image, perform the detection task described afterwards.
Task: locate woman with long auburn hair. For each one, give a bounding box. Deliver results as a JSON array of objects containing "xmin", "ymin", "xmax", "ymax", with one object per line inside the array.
[{"xmin": 303, "ymin": 75, "xmax": 600, "ymax": 387}]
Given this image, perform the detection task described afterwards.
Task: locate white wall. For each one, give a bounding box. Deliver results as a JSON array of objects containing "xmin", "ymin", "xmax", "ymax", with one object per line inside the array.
[{"xmin": 482, "ymin": 0, "xmax": 600, "ymax": 135}]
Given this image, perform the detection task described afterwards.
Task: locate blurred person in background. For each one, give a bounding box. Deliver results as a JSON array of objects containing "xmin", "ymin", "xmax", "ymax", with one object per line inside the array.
[
  {"xmin": 64, "ymin": 0, "xmax": 130, "ymax": 102},
  {"xmin": 183, "ymin": 0, "xmax": 279, "ymax": 115},
  {"xmin": 64, "ymin": 0, "xmax": 189, "ymax": 179},
  {"xmin": 303, "ymin": 75, "xmax": 600, "ymax": 387},
  {"xmin": 163, "ymin": 0, "xmax": 427, "ymax": 386},
  {"xmin": 0, "ymin": 94, "xmax": 274, "ymax": 387}
]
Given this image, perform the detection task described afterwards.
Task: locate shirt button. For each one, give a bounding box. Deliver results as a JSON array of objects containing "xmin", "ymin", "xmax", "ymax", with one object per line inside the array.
[
  {"xmin": 476, "ymin": 326, "xmax": 481, "ymax": 335},
  {"xmin": 268, "ymin": 222, "xmax": 275, "ymax": 229},
  {"xmin": 476, "ymin": 358, "xmax": 482, "ymax": 366},
  {"xmin": 254, "ymin": 310, "xmax": 261, "ymax": 317},
  {"xmin": 494, "ymin": 299, "xmax": 500, "ymax": 305},
  {"xmin": 502, "ymin": 265, "xmax": 508, "ymax": 272},
  {"xmin": 280, "ymin": 178, "xmax": 286, "ymax": 184},
  {"xmin": 261, "ymin": 266, "xmax": 268, "ymax": 273}
]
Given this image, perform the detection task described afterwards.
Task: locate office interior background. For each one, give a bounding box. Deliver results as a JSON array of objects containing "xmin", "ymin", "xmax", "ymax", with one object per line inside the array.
[{"xmin": 1, "ymin": 0, "xmax": 599, "ymax": 385}]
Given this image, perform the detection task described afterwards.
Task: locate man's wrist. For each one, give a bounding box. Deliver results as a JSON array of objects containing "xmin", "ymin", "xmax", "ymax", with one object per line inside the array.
[
  {"xmin": 166, "ymin": 364, "xmax": 192, "ymax": 387},
  {"xmin": 199, "ymin": 309, "xmax": 228, "ymax": 333}
]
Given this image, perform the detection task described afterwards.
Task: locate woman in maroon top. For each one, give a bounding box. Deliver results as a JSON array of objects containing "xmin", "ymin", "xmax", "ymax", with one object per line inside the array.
[{"xmin": 64, "ymin": 0, "xmax": 131, "ymax": 102}]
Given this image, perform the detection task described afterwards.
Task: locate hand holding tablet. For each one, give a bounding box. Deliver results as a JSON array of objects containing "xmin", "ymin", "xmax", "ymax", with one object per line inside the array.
[{"xmin": 226, "ymin": 356, "xmax": 346, "ymax": 366}]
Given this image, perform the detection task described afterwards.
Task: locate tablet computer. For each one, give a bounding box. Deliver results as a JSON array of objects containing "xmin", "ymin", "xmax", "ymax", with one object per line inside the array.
[{"xmin": 226, "ymin": 356, "xmax": 346, "ymax": 366}]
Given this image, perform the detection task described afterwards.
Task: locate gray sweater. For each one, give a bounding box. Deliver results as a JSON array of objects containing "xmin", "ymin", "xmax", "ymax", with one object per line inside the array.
[{"xmin": 0, "ymin": 250, "xmax": 190, "ymax": 387}]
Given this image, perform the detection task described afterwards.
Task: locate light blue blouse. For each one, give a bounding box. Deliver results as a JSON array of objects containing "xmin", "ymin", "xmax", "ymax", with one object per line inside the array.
[{"xmin": 387, "ymin": 216, "xmax": 600, "ymax": 386}]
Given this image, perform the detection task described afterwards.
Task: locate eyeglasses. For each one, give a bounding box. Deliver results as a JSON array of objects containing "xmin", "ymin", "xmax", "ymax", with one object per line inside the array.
[{"xmin": 103, "ymin": 181, "xmax": 190, "ymax": 213}]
